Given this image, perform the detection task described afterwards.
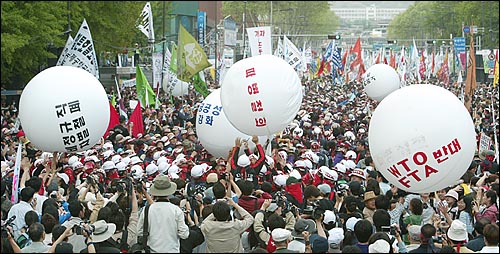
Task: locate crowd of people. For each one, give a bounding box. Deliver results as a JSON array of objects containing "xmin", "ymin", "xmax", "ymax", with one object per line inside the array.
[{"xmin": 1, "ymin": 72, "xmax": 499, "ymax": 253}]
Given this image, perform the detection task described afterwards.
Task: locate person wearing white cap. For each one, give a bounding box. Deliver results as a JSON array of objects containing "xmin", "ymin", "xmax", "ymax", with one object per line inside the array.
[
  {"xmin": 271, "ymin": 228, "xmax": 295, "ymax": 253},
  {"xmin": 145, "ymin": 163, "xmax": 159, "ymax": 181},
  {"xmin": 444, "ymin": 219, "xmax": 474, "ymax": 253}
]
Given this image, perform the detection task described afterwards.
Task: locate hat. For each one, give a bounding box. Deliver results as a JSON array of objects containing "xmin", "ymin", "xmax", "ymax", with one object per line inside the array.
[
  {"xmin": 102, "ymin": 161, "xmax": 116, "ymax": 171},
  {"xmin": 190, "ymin": 165, "xmax": 205, "ymax": 178},
  {"xmin": 145, "ymin": 163, "xmax": 158, "ymax": 175},
  {"xmin": 369, "ymin": 239, "xmax": 391, "ymax": 253},
  {"xmin": 115, "ymin": 134, "xmax": 125, "ymax": 143},
  {"xmin": 272, "ymin": 228, "xmax": 291, "ymax": 242},
  {"xmin": 130, "ymin": 156, "xmax": 142, "ymax": 165},
  {"xmin": 408, "ymin": 225, "xmax": 422, "ymax": 242},
  {"xmin": 90, "ymin": 220, "xmax": 117, "ymax": 243},
  {"xmin": 310, "ymin": 234, "xmax": 329, "ymax": 253},
  {"xmin": 56, "ymin": 173, "xmax": 69, "ymax": 185},
  {"xmin": 54, "ymin": 242, "xmax": 73, "ymax": 253},
  {"xmin": 328, "ymin": 227, "xmax": 344, "ymax": 245},
  {"xmin": 149, "ymin": 175, "xmax": 177, "ymax": 196},
  {"xmin": 350, "ymin": 168, "xmax": 366, "ymax": 180},
  {"xmin": 345, "ymin": 217, "xmax": 361, "ymax": 231},
  {"xmin": 292, "ymin": 219, "xmax": 316, "ymax": 237},
  {"xmin": 274, "ymin": 174, "xmax": 288, "ymax": 187},
  {"xmin": 364, "ymin": 191, "xmax": 377, "ymax": 202},
  {"xmin": 266, "ymin": 203, "xmax": 279, "ymax": 213},
  {"xmin": 317, "ymin": 184, "xmax": 332, "ymax": 195},
  {"xmin": 447, "ymin": 220, "xmax": 468, "ymax": 242},
  {"xmin": 206, "ymin": 173, "xmax": 218, "ymax": 184},
  {"xmin": 445, "ymin": 190, "xmax": 459, "ymax": 201},
  {"xmin": 323, "ymin": 210, "xmax": 336, "ymax": 225},
  {"xmin": 237, "ymin": 155, "xmax": 250, "ymax": 167}
]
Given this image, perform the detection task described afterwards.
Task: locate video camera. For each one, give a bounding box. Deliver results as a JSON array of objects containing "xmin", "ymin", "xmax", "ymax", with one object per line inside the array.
[
  {"xmin": 303, "ymin": 200, "xmax": 325, "ymax": 220},
  {"xmin": 273, "ymin": 191, "xmax": 296, "ymax": 215},
  {"xmin": 335, "ymin": 183, "xmax": 349, "ymax": 197},
  {"xmin": 72, "ymin": 221, "xmax": 94, "ymax": 236},
  {"xmin": 1, "ymin": 215, "xmax": 16, "ymax": 238}
]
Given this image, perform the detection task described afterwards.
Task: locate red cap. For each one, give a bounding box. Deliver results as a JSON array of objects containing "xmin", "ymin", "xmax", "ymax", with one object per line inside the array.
[{"xmin": 16, "ymin": 130, "xmax": 25, "ymax": 138}]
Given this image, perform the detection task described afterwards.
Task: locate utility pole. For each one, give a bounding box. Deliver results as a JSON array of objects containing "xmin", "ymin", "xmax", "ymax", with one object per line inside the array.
[{"xmin": 161, "ymin": 1, "xmax": 166, "ymax": 92}]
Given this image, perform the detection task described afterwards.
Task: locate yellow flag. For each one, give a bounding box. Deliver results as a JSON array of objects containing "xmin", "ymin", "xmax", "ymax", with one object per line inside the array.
[
  {"xmin": 177, "ymin": 24, "xmax": 211, "ymax": 82},
  {"xmin": 494, "ymin": 49, "xmax": 499, "ymax": 88}
]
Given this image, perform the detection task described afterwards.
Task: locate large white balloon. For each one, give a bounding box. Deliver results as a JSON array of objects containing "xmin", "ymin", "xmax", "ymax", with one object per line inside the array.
[
  {"xmin": 19, "ymin": 66, "xmax": 109, "ymax": 152},
  {"xmin": 220, "ymin": 55, "xmax": 303, "ymax": 136},
  {"xmin": 363, "ymin": 63, "xmax": 401, "ymax": 101},
  {"xmin": 162, "ymin": 75, "xmax": 189, "ymax": 97},
  {"xmin": 368, "ymin": 84, "xmax": 476, "ymax": 193},
  {"xmin": 196, "ymin": 89, "xmax": 268, "ymax": 158}
]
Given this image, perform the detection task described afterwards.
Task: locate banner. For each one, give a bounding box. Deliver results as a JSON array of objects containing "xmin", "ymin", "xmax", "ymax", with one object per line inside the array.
[
  {"xmin": 479, "ymin": 132, "xmax": 492, "ymax": 156},
  {"xmin": 246, "ymin": 26, "xmax": 272, "ymax": 56},
  {"xmin": 122, "ymin": 78, "xmax": 136, "ymax": 88},
  {"xmin": 193, "ymin": 71, "xmax": 209, "ymax": 98},
  {"xmin": 283, "ymin": 35, "xmax": 302, "ymax": 68},
  {"xmin": 137, "ymin": 2, "xmax": 154, "ymax": 43},
  {"xmin": 57, "ymin": 19, "xmax": 99, "ymax": 79},
  {"xmin": 152, "ymin": 52, "xmax": 163, "ymax": 89},
  {"xmin": 464, "ymin": 23, "xmax": 476, "ymax": 113},
  {"xmin": 197, "ymin": 11, "xmax": 206, "ymax": 47},
  {"xmin": 11, "ymin": 142, "xmax": 23, "ymax": 204},
  {"xmin": 177, "ymin": 24, "xmax": 211, "ymax": 82},
  {"xmin": 56, "ymin": 35, "xmax": 74, "ymax": 66}
]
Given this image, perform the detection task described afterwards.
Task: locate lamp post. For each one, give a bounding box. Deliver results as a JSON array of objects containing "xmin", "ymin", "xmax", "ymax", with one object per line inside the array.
[{"xmin": 242, "ymin": 1, "xmax": 247, "ymax": 58}]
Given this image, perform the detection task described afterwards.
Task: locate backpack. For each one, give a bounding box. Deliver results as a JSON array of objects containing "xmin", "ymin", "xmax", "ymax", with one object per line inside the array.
[{"xmin": 247, "ymin": 209, "xmax": 268, "ymax": 250}]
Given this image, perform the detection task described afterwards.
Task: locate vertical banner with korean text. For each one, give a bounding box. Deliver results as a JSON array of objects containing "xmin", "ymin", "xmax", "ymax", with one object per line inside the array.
[{"xmin": 246, "ymin": 26, "xmax": 272, "ymax": 57}]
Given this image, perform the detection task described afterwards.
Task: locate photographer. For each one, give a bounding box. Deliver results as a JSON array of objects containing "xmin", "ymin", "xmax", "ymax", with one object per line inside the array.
[
  {"xmin": 62, "ymin": 200, "xmax": 88, "ymax": 252},
  {"xmin": 1, "ymin": 214, "xmax": 22, "ymax": 253},
  {"xmin": 253, "ymin": 198, "xmax": 296, "ymax": 250}
]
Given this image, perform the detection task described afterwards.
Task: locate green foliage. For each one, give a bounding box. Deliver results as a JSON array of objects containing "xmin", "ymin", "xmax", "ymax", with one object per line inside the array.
[
  {"xmin": 222, "ymin": 1, "xmax": 339, "ymax": 35},
  {"xmin": 387, "ymin": 1, "xmax": 499, "ymax": 48}
]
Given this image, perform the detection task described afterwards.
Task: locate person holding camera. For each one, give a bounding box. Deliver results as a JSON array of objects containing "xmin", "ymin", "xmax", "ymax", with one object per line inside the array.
[
  {"xmin": 19, "ymin": 222, "xmax": 49, "ymax": 253},
  {"xmin": 7, "ymin": 186, "xmax": 37, "ymax": 240},
  {"xmin": 62, "ymin": 200, "xmax": 88, "ymax": 253}
]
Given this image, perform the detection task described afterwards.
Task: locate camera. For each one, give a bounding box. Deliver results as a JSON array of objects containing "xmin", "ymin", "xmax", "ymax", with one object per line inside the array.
[
  {"xmin": 1, "ymin": 215, "xmax": 16, "ymax": 238},
  {"xmin": 72, "ymin": 222, "xmax": 94, "ymax": 236},
  {"xmin": 432, "ymin": 235, "xmax": 443, "ymax": 243},
  {"xmin": 381, "ymin": 225, "xmax": 397, "ymax": 235},
  {"xmin": 335, "ymin": 183, "xmax": 349, "ymax": 197}
]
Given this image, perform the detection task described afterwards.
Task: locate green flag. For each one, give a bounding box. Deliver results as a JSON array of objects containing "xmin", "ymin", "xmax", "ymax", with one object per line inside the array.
[
  {"xmin": 177, "ymin": 24, "xmax": 211, "ymax": 82},
  {"xmin": 135, "ymin": 65, "xmax": 156, "ymax": 107},
  {"xmin": 170, "ymin": 42, "xmax": 177, "ymax": 73},
  {"xmin": 192, "ymin": 72, "xmax": 209, "ymax": 98}
]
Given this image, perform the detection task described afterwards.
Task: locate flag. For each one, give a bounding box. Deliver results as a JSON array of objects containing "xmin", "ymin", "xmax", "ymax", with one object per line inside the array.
[
  {"xmin": 464, "ymin": 24, "xmax": 476, "ymax": 113},
  {"xmin": 438, "ymin": 49, "xmax": 450, "ymax": 86},
  {"xmin": 283, "ymin": 35, "xmax": 303, "ymax": 68},
  {"xmin": 431, "ymin": 50, "xmax": 435, "ymax": 75},
  {"xmin": 170, "ymin": 42, "xmax": 178, "ymax": 73},
  {"xmin": 115, "ymin": 77, "xmax": 128, "ymax": 120},
  {"xmin": 10, "ymin": 142, "xmax": 23, "ymax": 204},
  {"xmin": 349, "ymin": 37, "xmax": 365, "ymax": 82},
  {"xmin": 389, "ymin": 49, "xmax": 396, "ymax": 69},
  {"xmin": 419, "ymin": 50, "xmax": 426, "ymax": 81},
  {"xmin": 274, "ymin": 36, "xmax": 284, "ymax": 59},
  {"xmin": 104, "ymin": 102, "xmax": 120, "ymax": 139},
  {"xmin": 331, "ymin": 43, "xmax": 342, "ymax": 83},
  {"xmin": 375, "ymin": 48, "xmax": 381, "ymax": 64},
  {"xmin": 56, "ymin": 35, "xmax": 74, "ymax": 66},
  {"xmin": 129, "ymin": 101, "xmax": 144, "ymax": 138},
  {"xmin": 135, "ymin": 65, "xmax": 156, "ymax": 107},
  {"xmin": 193, "ymin": 71, "xmax": 209, "ymax": 98},
  {"xmin": 136, "ymin": 2, "xmax": 154, "ymax": 43},
  {"xmin": 177, "ymin": 24, "xmax": 211, "ymax": 82},
  {"xmin": 494, "ymin": 49, "xmax": 499, "ymax": 88},
  {"xmin": 57, "ymin": 19, "xmax": 99, "ymax": 79},
  {"xmin": 397, "ymin": 45, "xmax": 407, "ymax": 86},
  {"xmin": 317, "ymin": 41, "xmax": 333, "ymax": 76}
]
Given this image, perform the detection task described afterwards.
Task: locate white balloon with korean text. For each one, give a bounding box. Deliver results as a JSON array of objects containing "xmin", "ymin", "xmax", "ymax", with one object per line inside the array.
[
  {"xmin": 196, "ymin": 89, "xmax": 268, "ymax": 159},
  {"xmin": 363, "ymin": 63, "xmax": 401, "ymax": 102},
  {"xmin": 220, "ymin": 54, "xmax": 303, "ymax": 136},
  {"xmin": 19, "ymin": 66, "xmax": 109, "ymax": 152},
  {"xmin": 368, "ymin": 84, "xmax": 476, "ymax": 193}
]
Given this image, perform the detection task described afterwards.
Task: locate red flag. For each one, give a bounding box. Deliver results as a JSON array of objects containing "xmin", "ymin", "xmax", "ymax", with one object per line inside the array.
[
  {"xmin": 419, "ymin": 50, "xmax": 426, "ymax": 80},
  {"xmin": 375, "ymin": 50, "xmax": 381, "ymax": 64},
  {"xmin": 389, "ymin": 49, "xmax": 396, "ymax": 69},
  {"xmin": 431, "ymin": 50, "xmax": 435, "ymax": 75},
  {"xmin": 349, "ymin": 37, "xmax": 362, "ymax": 70},
  {"xmin": 104, "ymin": 102, "xmax": 120, "ymax": 139},
  {"xmin": 129, "ymin": 101, "xmax": 144, "ymax": 138}
]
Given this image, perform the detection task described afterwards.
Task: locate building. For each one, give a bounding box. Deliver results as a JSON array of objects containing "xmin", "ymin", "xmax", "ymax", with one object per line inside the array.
[{"xmin": 331, "ymin": 5, "xmax": 406, "ymax": 21}]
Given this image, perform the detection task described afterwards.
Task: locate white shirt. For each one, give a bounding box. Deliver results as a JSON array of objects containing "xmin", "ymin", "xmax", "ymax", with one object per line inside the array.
[
  {"xmin": 34, "ymin": 193, "xmax": 48, "ymax": 214},
  {"xmin": 137, "ymin": 201, "xmax": 189, "ymax": 253},
  {"xmin": 479, "ymin": 246, "xmax": 500, "ymax": 253},
  {"xmin": 7, "ymin": 201, "xmax": 35, "ymax": 239}
]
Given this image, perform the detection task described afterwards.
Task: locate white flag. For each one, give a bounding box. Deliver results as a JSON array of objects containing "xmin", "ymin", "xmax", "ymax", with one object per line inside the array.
[
  {"xmin": 56, "ymin": 35, "xmax": 74, "ymax": 66},
  {"xmin": 10, "ymin": 142, "xmax": 23, "ymax": 204},
  {"xmin": 58, "ymin": 19, "xmax": 99, "ymax": 79},
  {"xmin": 246, "ymin": 26, "xmax": 272, "ymax": 56},
  {"xmin": 274, "ymin": 36, "xmax": 284, "ymax": 59},
  {"xmin": 137, "ymin": 2, "xmax": 155, "ymax": 43},
  {"xmin": 283, "ymin": 35, "xmax": 302, "ymax": 68}
]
